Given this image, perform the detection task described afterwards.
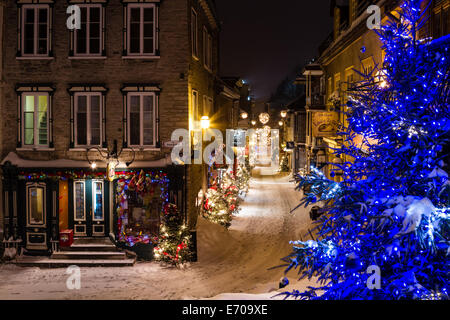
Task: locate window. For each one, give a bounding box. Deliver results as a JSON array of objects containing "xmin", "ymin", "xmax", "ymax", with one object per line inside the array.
[
  {"xmin": 27, "ymin": 183, "xmax": 46, "ymax": 226},
  {"xmin": 191, "ymin": 9, "xmax": 198, "ymax": 58},
  {"xmin": 345, "ymin": 67, "xmax": 355, "ymax": 91},
  {"xmin": 126, "ymin": 3, "xmax": 158, "ymax": 56},
  {"xmin": 328, "ymin": 77, "xmax": 332, "ymax": 96},
  {"xmin": 22, "ymin": 93, "xmax": 49, "ymax": 147},
  {"xmin": 433, "ymin": 3, "xmax": 449, "ymax": 39},
  {"xmin": 203, "ymin": 27, "xmax": 213, "ymax": 71},
  {"xmin": 74, "ymin": 181, "xmax": 86, "ymax": 221},
  {"xmin": 192, "ymin": 90, "xmax": 199, "ymax": 129},
  {"xmin": 21, "ymin": 4, "xmax": 50, "ymax": 56},
  {"xmin": 361, "ymin": 57, "xmax": 375, "ymax": 76},
  {"xmin": 127, "ymin": 93, "xmax": 156, "ymax": 146},
  {"xmin": 74, "ymin": 4, "xmax": 103, "ymax": 56},
  {"xmin": 334, "ymin": 73, "xmax": 341, "ymax": 93},
  {"xmin": 203, "ymin": 96, "xmax": 213, "ymax": 117},
  {"xmin": 92, "ymin": 180, "xmax": 104, "ymax": 221},
  {"xmin": 75, "ymin": 93, "xmax": 102, "ymax": 147}
]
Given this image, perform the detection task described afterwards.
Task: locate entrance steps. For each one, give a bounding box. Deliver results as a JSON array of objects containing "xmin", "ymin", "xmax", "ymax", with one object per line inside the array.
[{"xmin": 15, "ymin": 237, "xmax": 136, "ymax": 267}]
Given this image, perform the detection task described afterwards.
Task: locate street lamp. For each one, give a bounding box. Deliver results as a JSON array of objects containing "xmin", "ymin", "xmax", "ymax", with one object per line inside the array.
[
  {"xmin": 240, "ymin": 112, "xmax": 248, "ymax": 119},
  {"xmin": 280, "ymin": 110, "xmax": 287, "ymax": 118},
  {"xmin": 259, "ymin": 113, "xmax": 270, "ymax": 125},
  {"xmin": 201, "ymin": 116, "xmax": 210, "ymax": 129},
  {"xmin": 278, "ymin": 120, "xmax": 284, "ymax": 126}
]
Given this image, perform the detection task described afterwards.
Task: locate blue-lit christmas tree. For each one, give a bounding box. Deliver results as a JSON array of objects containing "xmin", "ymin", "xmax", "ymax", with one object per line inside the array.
[{"xmin": 283, "ymin": 0, "xmax": 450, "ymax": 300}]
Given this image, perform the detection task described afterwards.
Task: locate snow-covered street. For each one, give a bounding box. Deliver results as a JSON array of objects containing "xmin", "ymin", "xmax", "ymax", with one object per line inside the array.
[{"xmin": 0, "ymin": 168, "xmax": 317, "ymax": 300}]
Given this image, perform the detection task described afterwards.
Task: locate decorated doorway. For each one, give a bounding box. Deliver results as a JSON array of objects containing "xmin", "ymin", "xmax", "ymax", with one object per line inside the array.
[{"xmin": 71, "ymin": 179, "xmax": 110, "ymax": 237}]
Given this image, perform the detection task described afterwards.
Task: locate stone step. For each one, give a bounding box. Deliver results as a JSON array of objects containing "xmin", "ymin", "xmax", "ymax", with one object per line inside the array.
[
  {"xmin": 14, "ymin": 256, "xmax": 135, "ymax": 268},
  {"xmin": 51, "ymin": 251, "xmax": 127, "ymax": 260},
  {"xmin": 72, "ymin": 237, "xmax": 113, "ymax": 245},
  {"xmin": 61, "ymin": 243, "xmax": 118, "ymax": 252}
]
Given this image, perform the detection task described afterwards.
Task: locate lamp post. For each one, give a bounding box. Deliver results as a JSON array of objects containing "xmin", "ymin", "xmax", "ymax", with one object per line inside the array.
[{"xmin": 192, "ymin": 115, "xmax": 211, "ymax": 263}]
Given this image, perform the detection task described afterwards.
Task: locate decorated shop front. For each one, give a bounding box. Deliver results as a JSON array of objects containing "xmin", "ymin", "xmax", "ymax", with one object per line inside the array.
[{"xmin": 1, "ymin": 152, "xmax": 185, "ymax": 261}]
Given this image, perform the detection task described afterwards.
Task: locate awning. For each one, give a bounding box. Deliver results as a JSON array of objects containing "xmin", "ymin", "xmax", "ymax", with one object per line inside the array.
[{"xmin": 1, "ymin": 152, "xmax": 173, "ymax": 170}]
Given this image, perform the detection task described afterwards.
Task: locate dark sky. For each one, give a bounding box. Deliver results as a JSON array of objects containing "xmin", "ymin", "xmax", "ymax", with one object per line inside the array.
[{"xmin": 215, "ymin": 0, "xmax": 333, "ymax": 101}]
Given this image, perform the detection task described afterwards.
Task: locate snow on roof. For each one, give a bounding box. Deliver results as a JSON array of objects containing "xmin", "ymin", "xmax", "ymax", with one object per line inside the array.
[{"xmin": 1, "ymin": 152, "xmax": 172, "ymax": 169}]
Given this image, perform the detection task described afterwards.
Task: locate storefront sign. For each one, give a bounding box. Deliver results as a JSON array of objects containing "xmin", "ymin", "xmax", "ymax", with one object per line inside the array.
[{"xmin": 312, "ymin": 112, "xmax": 339, "ymax": 137}]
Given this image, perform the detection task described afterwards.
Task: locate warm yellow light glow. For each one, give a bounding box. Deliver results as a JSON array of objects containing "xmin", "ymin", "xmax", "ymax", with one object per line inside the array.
[
  {"xmin": 91, "ymin": 162, "xmax": 97, "ymax": 169},
  {"xmin": 240, "ymin": 112, "xmax": 248, "ymax": 119},
  {"xmin": 279, "ymin": 121, "xmax": 284, "ymax": 126},
  {"xmin": 259, "ymin": 113, "xmax": 270, "ymax": 125},
  {"xmin": 201, "ymin": 116, "xmax": 210, "ymax": 129},
  {"xmin": 280, "ymin": 110, "xmax": 287, "ymax": 118},
  {"xmin": 251, "ymin": 120, "xmax": 257, "ymax": 126}
]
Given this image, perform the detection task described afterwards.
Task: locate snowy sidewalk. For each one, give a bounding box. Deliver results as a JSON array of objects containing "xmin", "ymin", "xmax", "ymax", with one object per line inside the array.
[{"xmin": 0, "ymin": 170, "xmax": 317, "ymax": 300}]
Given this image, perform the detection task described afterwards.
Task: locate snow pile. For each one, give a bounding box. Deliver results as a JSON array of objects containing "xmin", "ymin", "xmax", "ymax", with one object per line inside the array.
[{"xmin": 0, "ymin": 170, "xmax": 318, "ymax": 300}]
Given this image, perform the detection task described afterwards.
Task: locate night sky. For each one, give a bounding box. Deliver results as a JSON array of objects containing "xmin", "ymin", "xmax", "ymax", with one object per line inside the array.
[{"xmin": 215, "ymin": 0, "xmax": 333, "ymax": 101}]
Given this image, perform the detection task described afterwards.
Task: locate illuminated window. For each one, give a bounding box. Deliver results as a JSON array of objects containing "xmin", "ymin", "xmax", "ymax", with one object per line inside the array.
[{"xmin": 22, "ymin": 93, "xmax": 49, "ymax": 147}]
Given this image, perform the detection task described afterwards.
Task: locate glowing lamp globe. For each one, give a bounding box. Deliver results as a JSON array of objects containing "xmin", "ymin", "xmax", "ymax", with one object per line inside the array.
[
  {"xmin": 201, "ymin": 116, "xmax": 210, "ymax": 129},
  {"xmin": 259, "ymin": 113, "xmax": 270, "ymax": 125}
]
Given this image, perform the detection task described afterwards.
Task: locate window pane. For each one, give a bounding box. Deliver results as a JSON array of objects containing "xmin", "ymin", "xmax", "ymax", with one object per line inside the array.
[
  {"xmin": 38, "ymin": 8, "xmax": 47, "ymax": 24},
  {"xmin": 143, "ymin": 100, "xmax": 153, "ymax": 146},
  {"xmin": 38, "ymin": 8, "xmax": 48, "ymax": 54},
  {"xmin": 25, "ymin": 96, "xmax": 35, "ymax": 112},
  {"xmin": 90, "ymin": 22, "xmax": 100, "ymax": 38},
  {"xmin": 29, "ymin": 187, "xmax": 44, "ymax": 225},
  {"xmin": 25, "ymin": 8, "xmax": 35, "ymax": 23},
  {"xmin": 143, "ymin": 22, "xmax": 153, "ymax": 38},
  {"xmin": 143, "ymin": 38, "xmax": 153, "ymax": 54},
  {"xmin": 143, "ymin": 95, "xmax": 153, "ymax": 111},
  {"xmin": 90, "ymin": 96, "xmax": 101, "ymax": 145},
  {"xmin": 93, "ymin": 182, "xmax": 103, "ymax": 220},
  {"xmin": 130, "ymin": 113, "xmax": 140, "ymax": 145},
  {"xmin": 90, "ymin": 38, "xmax": 100, "ymax": 54},
  {"xmin": 74, "ymin": 182, "xmax": 85, "ymax": 220},
  {"xmin": 130, "ymin": 22, "xmax": 140, "ymax": 53},
  {"xmin": 24, "ymin": 129, "xmax": 34, "ymax": 145},
  {"xmin": 130, "ymin": 8, "xmax": 140, "ymax": 22},
  {"xmin": 143, "ymin": 96, "xmax": 153, "ymax": 144},
  {"xmin": 24, "ymin": 9, "xmax": 35, "ymax": 54},
  {"xmin": 90, "ymin": 7, "xmax": 100, "ymax": 23},
  {"xmin": 76, "ymin": 17, "xmax": 87, "ymax": 54},
  {"xmin": 24, "ymin": 113, "xmax": 34, "ymax": 129},
  {"xmin": 143, "ymin": 8, "xmax": 153, "ymax": 22},
  {"xmin": 37, "ymin": 96, "xmax": 48, "ymax": 145},
  {"xmin": 77, "ymin": 96, "xmax": 87, "ymax": 145},
  {"xmin": 130, "ymin": 96, "xmax": 140, "ymax": 145},
  {"xmin": 143, "ymin": 129, "xmax": 153, "ymax": 145}
]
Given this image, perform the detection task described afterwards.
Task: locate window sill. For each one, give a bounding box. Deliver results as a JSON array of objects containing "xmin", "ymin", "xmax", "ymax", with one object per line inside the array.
[
  {"xmin": 16, "ymin": 56, "xmax": 54, "ymax": 60},
  {"xmin": 123, "ymin": 147, "xmax": 161, "ymax": 152},
  {"xmin": 16, "ymin": 147, "xmax": 55, "ymax": 152},
  {"xmin": 69, "ymin": 56, "xmax": 107, "ymax": 60},
  {"xmin": 69, "ymin": 148, "xmax": 108, "ymax": 152},
  {"xmin": 122, "ymin": 55, "xmax": 161, "ymax": 60}
]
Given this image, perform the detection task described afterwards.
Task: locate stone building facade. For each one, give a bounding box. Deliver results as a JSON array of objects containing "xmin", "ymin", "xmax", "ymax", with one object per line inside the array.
[{"xmin": 0, "ymin": 0, "xmax": 224, "ymax": 255}]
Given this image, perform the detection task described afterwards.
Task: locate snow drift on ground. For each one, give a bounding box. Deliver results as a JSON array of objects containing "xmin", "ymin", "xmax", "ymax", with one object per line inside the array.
[{"xmin": 0, "ymin": 168, "xmax": 318, "ymax": 300}]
